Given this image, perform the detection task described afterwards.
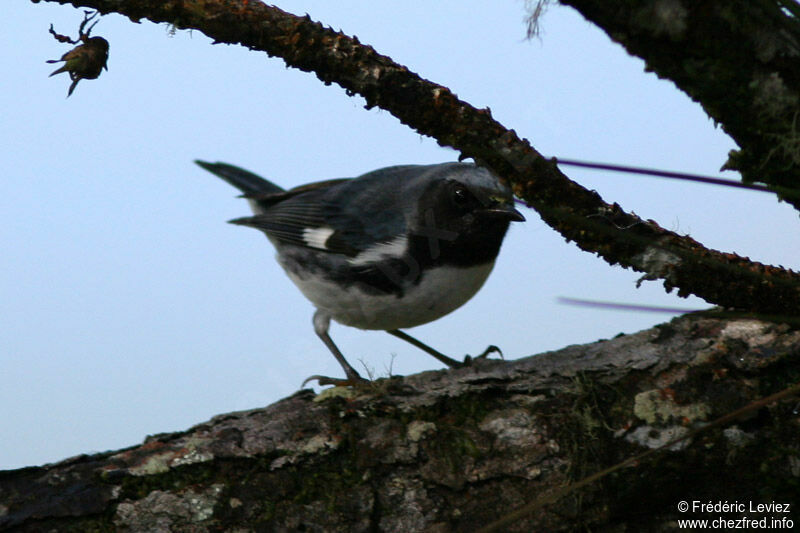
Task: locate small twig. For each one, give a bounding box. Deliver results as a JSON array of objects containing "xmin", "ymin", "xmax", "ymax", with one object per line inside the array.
[{"xmin": 77, "ymin": 9, "xmax": 100, "ymax": 37}]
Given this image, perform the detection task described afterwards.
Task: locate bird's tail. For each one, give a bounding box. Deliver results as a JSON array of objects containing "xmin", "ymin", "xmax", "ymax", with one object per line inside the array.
[
  {"xmin": 48, "ymin": 64, "xmax": 69, "ymax": 77},
  {"xmin": 194, "ymin": 160, "xmax": 284, "ymax": 195}
]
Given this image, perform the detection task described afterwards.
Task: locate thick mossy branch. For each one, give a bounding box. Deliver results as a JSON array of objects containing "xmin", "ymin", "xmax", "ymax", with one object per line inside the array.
[
  {"xmin": 559, "ymin": 0, "xmax": 800, "ymax": 208},
  {"xmin": 36, "ymin": 0, "xmax": 800, "ymax": 317},
  {"xmin": 2, "ymin": 315, "xmax": 800, "ymax": 531}
]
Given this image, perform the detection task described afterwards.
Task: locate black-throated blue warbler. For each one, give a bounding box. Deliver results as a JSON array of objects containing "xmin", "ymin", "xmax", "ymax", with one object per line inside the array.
[{"xmin": 195, "ymin": 161, "xmax": 524, "ymax": 384}]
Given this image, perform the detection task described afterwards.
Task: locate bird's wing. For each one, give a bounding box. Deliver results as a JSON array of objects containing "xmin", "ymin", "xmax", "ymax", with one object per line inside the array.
[
  {"xmin": 241, "ymin": 178, "xmax": 352, "ymax": 208},
  {"xmin": 231, "ymin": 178, "xmax": 409, "ymax": 259}
]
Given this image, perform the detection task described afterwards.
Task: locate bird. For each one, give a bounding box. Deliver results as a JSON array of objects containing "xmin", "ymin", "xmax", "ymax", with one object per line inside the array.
[
  {"xmin": 195, "ymin": 160, "xmax": 525, "ymax": 385},
  {"xmin": 47, "ymin": 36, "xmax": 109, "ymax": 97}
]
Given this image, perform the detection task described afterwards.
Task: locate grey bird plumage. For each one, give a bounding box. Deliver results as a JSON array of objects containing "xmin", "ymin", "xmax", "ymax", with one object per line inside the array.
[{"xmin": 196, "ymin": 160, "xmax": 524, "ymax": 384}]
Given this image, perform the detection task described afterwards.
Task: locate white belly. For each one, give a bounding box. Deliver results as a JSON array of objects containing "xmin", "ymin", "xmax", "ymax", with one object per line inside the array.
[{"xmin": 284, "ymin": 262, "xmax": 495, "ymax": 330}]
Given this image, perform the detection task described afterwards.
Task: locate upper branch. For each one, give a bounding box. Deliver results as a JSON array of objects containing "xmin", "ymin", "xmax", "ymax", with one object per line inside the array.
[
  {"xmin": 559, "ymin": 0, "xmax": 800, "ymax": 209},
  {"xmin": 40, "ymin": 0, "xmax": 800, "ymax": 317}
]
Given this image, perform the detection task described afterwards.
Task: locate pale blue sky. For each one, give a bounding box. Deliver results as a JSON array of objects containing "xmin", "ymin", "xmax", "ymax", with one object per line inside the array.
[{"xmin": 3, "ymin": 1, "xmax": 797, "ymax": 469}]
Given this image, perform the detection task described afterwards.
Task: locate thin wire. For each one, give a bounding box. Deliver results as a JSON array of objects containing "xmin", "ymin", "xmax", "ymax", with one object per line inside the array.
[
  {"xmin": 556, "ymin": 297, "xmax": 704, "ymax": 314},
  {"xmin": 554, "ymin": 157, "xmax": 773, "ymax": 193}
]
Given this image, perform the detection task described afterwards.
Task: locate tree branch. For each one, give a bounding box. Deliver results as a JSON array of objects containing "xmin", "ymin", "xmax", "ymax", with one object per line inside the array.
[
  {"xmin": 3, "ymin": 314, "xmax": 799, "ymax": 530},
  {"xmin": 557, "ymin": 0, "xmax": 800, "ymax": 209},
  {"xmin": 33, "ymin": 0, "xmax": 800, "ymax": 317}
]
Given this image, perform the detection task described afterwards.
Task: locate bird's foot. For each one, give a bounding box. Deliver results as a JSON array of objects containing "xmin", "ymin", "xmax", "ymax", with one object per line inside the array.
[
  {"xmin": 462, "ymin": 345, "xmax": 503, "ymax": 365},
  {"xmin": 302, "ymin": 374, "xmax": 370, "ymax": 388}
]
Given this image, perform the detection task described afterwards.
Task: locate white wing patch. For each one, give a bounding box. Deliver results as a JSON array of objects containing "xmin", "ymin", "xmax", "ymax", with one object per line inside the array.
[
  {"xmin": 302, "ymin": 227, "xmax": 335, "ymax": 250},
  {"xmin": 348, "ymin": 235, "xmax": 409, "ymax": 266}
]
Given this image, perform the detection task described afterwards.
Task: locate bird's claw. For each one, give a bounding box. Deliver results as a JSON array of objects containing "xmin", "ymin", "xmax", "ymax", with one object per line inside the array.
[
  {"xmin": 302, "ymin": 374, "xmax": 369, "ymax": 388},
  {"xmin": 463, "ymin": 345, "xmax": 503, "ymax": 365}
]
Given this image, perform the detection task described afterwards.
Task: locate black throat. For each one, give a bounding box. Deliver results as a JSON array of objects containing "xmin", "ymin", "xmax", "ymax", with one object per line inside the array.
[{"xmin": 407, "ymin": 218, "xmax": 511, "ymax": 269}]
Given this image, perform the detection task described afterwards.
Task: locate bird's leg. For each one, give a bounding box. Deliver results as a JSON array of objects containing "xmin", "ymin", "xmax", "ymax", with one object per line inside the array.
[
  {"xmin": 388, "ymin": 330, "xmax": 503, "ymax": 367},
  {"xmin": 387, "ymin": 330, "xmax": 463, "ymax": 368},
  {"xmin": 304, "ymin": 311, "xmax": 367, "ymax": 387}
]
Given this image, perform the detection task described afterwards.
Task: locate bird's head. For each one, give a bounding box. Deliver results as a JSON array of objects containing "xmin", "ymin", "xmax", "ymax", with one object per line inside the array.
[{"xmin": 409, "ymin": 163, "xmax": 524, "ymax": 266}]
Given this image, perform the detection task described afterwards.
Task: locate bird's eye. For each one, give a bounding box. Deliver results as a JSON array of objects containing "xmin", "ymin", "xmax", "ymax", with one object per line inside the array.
[{"xmin": 452, "ymin": 185, "xmax": 471, "ymax": 208}]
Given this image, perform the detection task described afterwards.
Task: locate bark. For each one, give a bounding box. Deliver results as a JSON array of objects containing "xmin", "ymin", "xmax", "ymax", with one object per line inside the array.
[
  {"xmin": 2, "ymin": 314, "xmax": 799, "ymax": 531},
  {"xmin": 30, "ymin": 0, "xmax": 800, "ymax": 319}
]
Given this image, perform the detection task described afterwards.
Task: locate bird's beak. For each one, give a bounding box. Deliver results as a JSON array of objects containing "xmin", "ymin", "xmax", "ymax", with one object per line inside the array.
[{"xmin": 478, "ymin": 200, "xmax": 526, "ymax": 222}]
